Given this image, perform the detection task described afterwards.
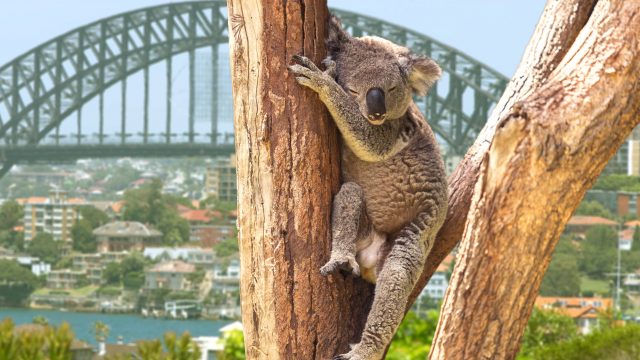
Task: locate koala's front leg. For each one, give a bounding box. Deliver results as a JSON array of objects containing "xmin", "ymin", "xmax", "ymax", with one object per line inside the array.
[
  {"xmin": 321, "ymin": 182, "xmax": 367, "ymax": 277},
  {"xmin": 288, "ymin": 55, "xmax": 400, "ymax": 162},
  {"xmin": 336, "ymin": 215, "xmax": 436, "ymax": 360}
]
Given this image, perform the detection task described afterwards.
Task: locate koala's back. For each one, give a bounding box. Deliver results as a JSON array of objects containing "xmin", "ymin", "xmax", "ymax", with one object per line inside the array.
[{"xmin": 341, "ymin": 104, "xmax": 448, "ymax": 237}]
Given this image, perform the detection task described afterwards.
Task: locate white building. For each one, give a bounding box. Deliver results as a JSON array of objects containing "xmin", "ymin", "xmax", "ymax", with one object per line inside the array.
[
  {"xmin": 143, "ymin": 247, "xmax": 215, "ymax": 266},
  {"xmin": 420, "ymin": 254, "xmax": 453, "ymax": 301}
]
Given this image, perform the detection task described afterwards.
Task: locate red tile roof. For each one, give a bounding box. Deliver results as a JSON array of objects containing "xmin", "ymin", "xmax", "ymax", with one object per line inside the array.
[
  {"xmin": 625, "ymin": 220, "xmax": 640, "ymax": 228},
  {"xmin": 180, "ymin": 209, "xmax": 221, "ymax": 223},
  {"xmin": 149, "ymin": 261, "xmax": 195, "ymax": 273},
  {"xmin": 535, "ymin": 296, "xmax": 612, "ymax": 319},
  {"xmin": 568, "ymin": 216, "xmax": 618, "ymax": 226},
  {"xmin": 110, "ymin": 201, "xmax": 125, "ymax": 214}
]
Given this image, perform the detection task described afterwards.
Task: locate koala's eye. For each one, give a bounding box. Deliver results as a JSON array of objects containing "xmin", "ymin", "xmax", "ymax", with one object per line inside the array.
[
  {"xmin": 347, "ymin": 88, "xmax": 359, "ymax": 95},
  {"xmin": 388, "ymin": 86, "xmax": 397, "ymax": 92}
]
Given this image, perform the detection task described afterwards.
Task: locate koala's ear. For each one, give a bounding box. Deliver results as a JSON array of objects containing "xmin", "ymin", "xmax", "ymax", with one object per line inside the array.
[
  {"xmin": 327, "ymin": 14, "xmax": 350, "ymax": 57},
  {"xmin": 401, "ymin": 55, "xmax": 441, "ymax": 96}
]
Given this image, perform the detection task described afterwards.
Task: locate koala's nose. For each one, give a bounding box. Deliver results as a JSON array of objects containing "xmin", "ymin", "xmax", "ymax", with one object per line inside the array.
[{"xmin": 366, "ymin": 87, "xmax": 386, "ymax": 121}]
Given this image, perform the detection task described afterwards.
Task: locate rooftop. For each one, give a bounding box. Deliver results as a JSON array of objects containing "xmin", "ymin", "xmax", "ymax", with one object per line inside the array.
[
  {"xmin": 93, "ymin": 221, "xmax": 162, "ymax": 238},
  {"xmin": 567, "ymin": 216, "xmax": 618, "ymax": 227},
  {"xmin": 148, "ymin": 260, "xmax": 196, "ymax": 274},
  {"xmin": 180, "ymin": 209, "xmax": 221, "ymax": 223}
]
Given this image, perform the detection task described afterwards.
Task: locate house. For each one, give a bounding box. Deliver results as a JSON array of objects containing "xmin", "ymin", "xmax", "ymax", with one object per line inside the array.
[
  {"xmin": 179, "ymin": 209, "xmax": 227, "ymax": 244},
  {"xmin": 189, "ymin": 224, "xmax": 235, "ymax": 246},
  {"xmin": 0, "ymin": 253, "xmax": 51, "ymax": 276},
  {"xmin": 46, "ymin": 269, "xmax": 88, "ymax": 289},
  {"xmin": 420, "ymin": 254, "xmax": 454, "ymax": 301},
  {"xmin": 212, "ymin": 257, "xmax": 240, "ymax": 293},
  {"xmin": 624, "ymin": 272, "xmax": 640, "ymax": 293},
  {"xmin": 619, "ymin": 228, "xmax": 634, "ymax": 251},
  {"xmin": 145, "ymin": 261, "xmax": 196, "ymax": 291},
  {"xmin": 564, "ymin": 216, "xmax": 618, "ymax": 236},
  {"xmin": 72, "ymin": 252, "xmax": 128, "ymax": 285},
  {"xmin": 535, "ymin": 296, "xmax": 613, "ymax": 334},
  {"xmin": 93, "ymin": 221, "xmax": 162, "ymax": 253},
  {"xmin": 143, "ymin": 247, "xmax": 215, "ymax": 266}
]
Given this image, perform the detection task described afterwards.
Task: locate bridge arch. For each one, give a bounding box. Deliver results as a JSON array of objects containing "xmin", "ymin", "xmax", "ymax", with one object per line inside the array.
[{"xmin": 0, "ymin": 2, "xmax": 508, "ymax": 177}]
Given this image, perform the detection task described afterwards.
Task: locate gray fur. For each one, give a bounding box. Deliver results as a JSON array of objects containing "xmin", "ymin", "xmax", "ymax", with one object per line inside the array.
[{"xmin": 289, "ymin": 15, "xmax": 448, "ymax": 360}]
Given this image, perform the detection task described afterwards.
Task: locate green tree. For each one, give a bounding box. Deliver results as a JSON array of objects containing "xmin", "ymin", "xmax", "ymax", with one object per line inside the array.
[
  {"xmin": 78, "ymin": 206, "xmax": 109, "ymax": 228},
  {"xmin": 220, "ymin": 330, "xmax": 246, "ymax": 360},
  {"xmin": 0, "ymin": 230, "xmax": 24, "ymax": 251},
  {"xmin": 103, "ymin": 262, "xmax": 121, "ymax": 285},
  {"xmin": 156, "ymin": 211, "xmax": 190, "ymax": 246},
  {"xmin": 579, "ymin": 225, "xmax": 617, "ymax": 279},
  {"xmin": 136, "ymin": 332, "xmax": 201, "ymax": 360},
  {"xmin": 539, "ymin": 253, "xmax": 581, "ymax": 296},
  {"xmin": 122, "ymin": 272, "xmax": 145, "ymax": 290},
  {"xmin": 0, "ymin": 200, "xmax": 23, "ymax": 230},
  {"xmin": 122, "ymin": 180, "xmax": 190, "ymax": 245},
  {"xmin": 71, "ymin": 219, "xmax": 96, "ymax": 253},
  {"xmin": 593, "ymin": 174, "xmax": 640, "ymax": 192},
  {"xmin": 387, "ymin": 311, "xmax": 438, "ymax": 360},
  {"xmin": 0, "ymin": 318, "xmax": 73, "ymax": 360},
  {"xmin": 27, "ymin": 233, "xmax": 59, "ymax": 265},
  {"xmin": 518, "ymin": 308, "xmax": 578, "ymax": 358},
  {"xmin": 92, "ymin": 321, "xmax": 110, "ymax": 344},
  {"xmin": 100, "ymin": 165, "xmax": 142, "ymax": 192},
  {"xmin": 46, "ymin": 322, "xmax": 73, "ymax": 360},
  {"xmin": 523, "ymin": 324, "xmax": 640, "ymax": 360},
  {"xmin": 215, "ymin": 238, "xmax": 239, "ymax": 258},
  {"xmin": 0, "ymin": 259, "xmax": 39, "ymax": 306},
  {"xmin": 574, "ymin": 200, "xmax": 615, "ymax": 219}
]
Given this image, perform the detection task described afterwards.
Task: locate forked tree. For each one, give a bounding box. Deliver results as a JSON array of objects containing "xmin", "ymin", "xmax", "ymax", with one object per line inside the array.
[{"xmin": 227, "ymin": 0, "xmax": 640, "ymax": 359}]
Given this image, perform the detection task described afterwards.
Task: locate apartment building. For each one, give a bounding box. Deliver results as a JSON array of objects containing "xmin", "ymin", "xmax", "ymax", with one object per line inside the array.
[
  {"xmin": 204, "ymin": 154, "xmax": 237, "ymax": 202},
  {"xmin": 20, "ymin": 190, "xmax": 84, "ymax": 245}
]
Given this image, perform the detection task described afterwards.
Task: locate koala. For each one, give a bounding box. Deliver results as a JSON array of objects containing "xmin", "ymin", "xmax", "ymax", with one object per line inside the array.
[{"xmin": 289, "ymin": 15, "xmax": 448, "ymax": 360}]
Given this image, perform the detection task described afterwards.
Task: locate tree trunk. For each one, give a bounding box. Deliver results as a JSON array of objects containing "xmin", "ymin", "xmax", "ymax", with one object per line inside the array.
[
  {"xmin": 227, "ymin": 1, "xmax": 373, "ymax": 359},
  {"xmin": 430, "ymin": 1, "xmax": 640, "ymax": 359}
]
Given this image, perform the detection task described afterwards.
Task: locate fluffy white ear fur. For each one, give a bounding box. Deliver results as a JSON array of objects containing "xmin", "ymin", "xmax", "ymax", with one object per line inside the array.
[{"xmin": 401, "ymin": 55, "xmax": 441, "ymax": 96}]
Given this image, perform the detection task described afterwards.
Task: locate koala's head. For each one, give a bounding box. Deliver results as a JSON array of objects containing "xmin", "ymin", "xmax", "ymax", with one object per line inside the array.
[{"xmin": 327, "ymin": 15, "xmax": 441, "ymax": 125}]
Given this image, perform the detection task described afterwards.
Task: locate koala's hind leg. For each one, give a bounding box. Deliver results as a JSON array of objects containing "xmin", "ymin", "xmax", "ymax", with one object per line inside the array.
[
  {"xmin": 337, "ymin": 227, "xmax": 433, "ymax": 360},
  {"xmin": 321, "ymin": 182, "xmax": 367, "ymax": 277}
]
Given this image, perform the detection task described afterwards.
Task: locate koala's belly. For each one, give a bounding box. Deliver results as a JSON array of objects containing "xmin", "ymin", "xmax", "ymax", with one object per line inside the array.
[{"xmin": 342, "ymin": 144, "xmax": 438, "ymax": 235}]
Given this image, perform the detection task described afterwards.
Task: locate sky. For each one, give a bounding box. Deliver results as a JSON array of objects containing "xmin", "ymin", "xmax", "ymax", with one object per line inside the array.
[
  {"xmin": 0, "ymin": 1, "xmax": 546, "ymax": 145},
  {"xmin": 0, "ymin": 1, "xmax": 546, "ymax": 76}
]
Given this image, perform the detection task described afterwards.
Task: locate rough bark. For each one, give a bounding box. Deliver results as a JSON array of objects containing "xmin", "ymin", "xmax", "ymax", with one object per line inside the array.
[
  {"xmin": 227, "ymin": 1, "xmax": 373, "ymax": 359},
  {"xmin": 409, "ymin": 0, "xmax": 600, "ymax": 307},
  {"xmin": 430, "ymin": 1, "xmax": 640, "ymax": 359}
]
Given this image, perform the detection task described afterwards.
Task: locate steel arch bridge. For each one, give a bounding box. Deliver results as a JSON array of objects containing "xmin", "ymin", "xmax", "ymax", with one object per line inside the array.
[{"xmin": 0, "ymin": 1, "xmax": 508, "ymax": 178}]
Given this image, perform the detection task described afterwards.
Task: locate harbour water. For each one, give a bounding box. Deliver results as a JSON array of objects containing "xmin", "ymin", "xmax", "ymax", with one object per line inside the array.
[{"xmin": 0, "ymin": 307, "xmax": 232, "ymax": 345}]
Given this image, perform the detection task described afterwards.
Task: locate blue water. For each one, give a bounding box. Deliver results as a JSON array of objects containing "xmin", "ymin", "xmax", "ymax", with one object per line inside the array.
[{"xmin": 0, "ymin": 308, "xmax": 231, "ymax": 345}]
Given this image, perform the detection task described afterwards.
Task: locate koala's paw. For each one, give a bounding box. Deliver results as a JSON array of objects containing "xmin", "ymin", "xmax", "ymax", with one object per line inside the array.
[
  {"xmin": 288, "ymin": 54, "xmax": 337, "ymax": 94},
  {"xmin": 333, "ymin": 344, "xmax": 380, "ymax": 360},
  {"xmin": 320, "ymin": 255, "xmax": 360, "ymax": 277}
]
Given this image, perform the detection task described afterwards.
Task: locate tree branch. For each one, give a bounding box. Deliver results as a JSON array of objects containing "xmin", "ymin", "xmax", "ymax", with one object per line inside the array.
[
  {"xmin": 408, "ymin": 0, "xmax": 599, "ymax": 308},
  {"xmin": 430, "ymin": 1, "xmax": 640, "ymax": 358}
]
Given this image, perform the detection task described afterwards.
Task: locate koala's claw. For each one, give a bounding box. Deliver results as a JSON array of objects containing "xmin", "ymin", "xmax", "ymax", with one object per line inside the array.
[
  {"xmin": 333, "ymin": 352, "xmax": 360, "ymax": 360},
  {"xmin": 320, "ymin": 256, "xmax": 360, "ymax": 277},
  {"xmin": 288, "ymin": 64, "xmax": 316, "ymax": 79},
  {"xmin": 322, "ymin": 58, "xmax": 337, "ymax": 77},
  {"xmin": 292, "ymin": 54, "xmax": 320, "ymax": 71}
]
